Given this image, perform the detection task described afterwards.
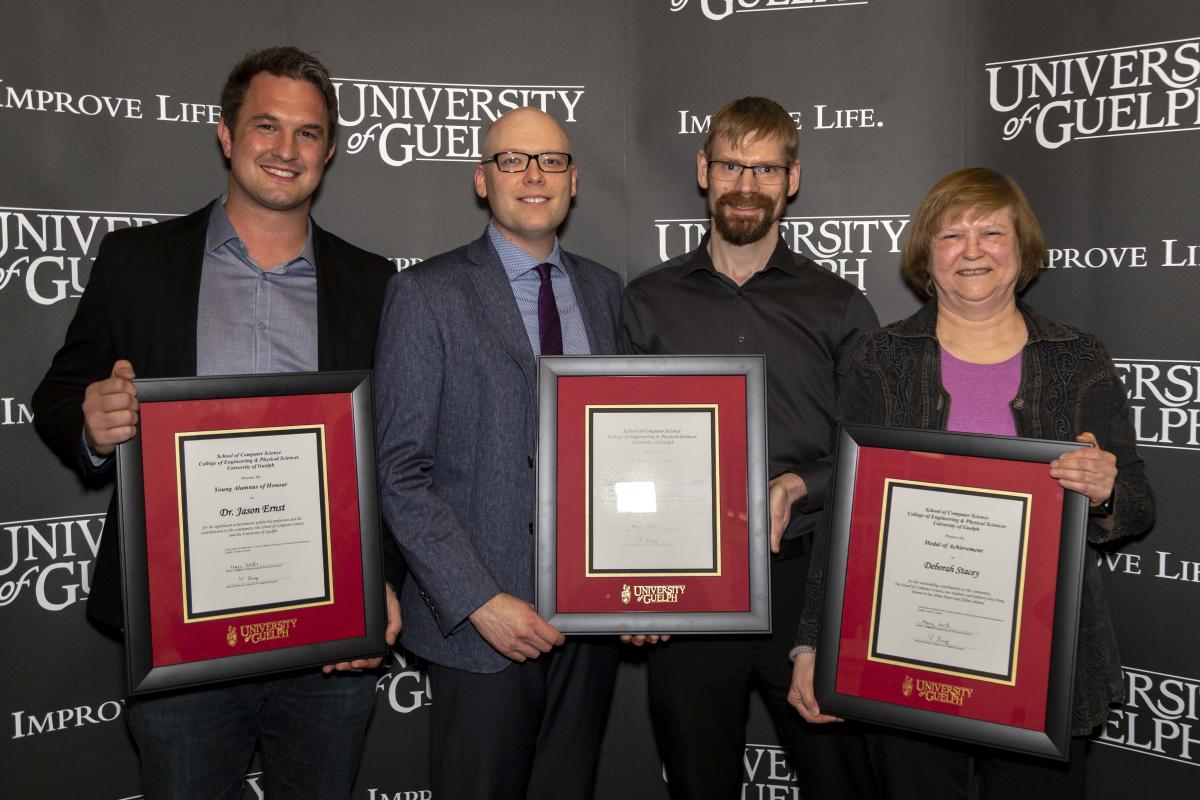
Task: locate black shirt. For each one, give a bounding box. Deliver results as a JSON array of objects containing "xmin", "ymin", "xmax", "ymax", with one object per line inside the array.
[{"xmin": 619, "ymin": 235, "xmax": 879, "ymax": 542}]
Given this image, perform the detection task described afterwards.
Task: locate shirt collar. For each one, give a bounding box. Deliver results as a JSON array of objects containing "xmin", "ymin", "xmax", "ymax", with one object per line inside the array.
[
  {"xmin": 205, "ymin": 195, "xmax": 316, "ymax": 272},
  {"xmin": 680, "ymin": 232, "xmax": 804, "ymax": 281},
  {"xmin": 487, "ymin": 223, "xmax": 565, "ymax": 281}
]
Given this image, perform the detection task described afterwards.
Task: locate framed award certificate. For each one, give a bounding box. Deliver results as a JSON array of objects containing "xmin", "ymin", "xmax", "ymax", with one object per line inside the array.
[
  {"xmin": 816, "ymin": 423, "xmax": 1090, "ymax": 759},
  {"xmin": 536, "ymin": 355, "xmax": 770, "ymax": 634},
  {"xmin": 116, "ymin": 371, "xmax": 386, "ymax": 694}
]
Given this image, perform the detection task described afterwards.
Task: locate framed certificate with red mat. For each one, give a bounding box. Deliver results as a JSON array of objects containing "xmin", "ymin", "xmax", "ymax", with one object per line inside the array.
[
  {"xmin": 816, "ymin": 423, "xmax": 1089, "ymax": 759},
  {"xmin": 536, "ymin": 355, "xmax": 770, "ymax": 634},
  {"xmin": 116, "ymin": 371, "xmax": 385, "ymax": 694}
]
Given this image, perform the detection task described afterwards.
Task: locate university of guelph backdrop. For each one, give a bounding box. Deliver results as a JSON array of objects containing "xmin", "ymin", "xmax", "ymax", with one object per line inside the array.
[{"xmin": 1, "ymin": 1, "xmax": 1196, "ymax": 797}]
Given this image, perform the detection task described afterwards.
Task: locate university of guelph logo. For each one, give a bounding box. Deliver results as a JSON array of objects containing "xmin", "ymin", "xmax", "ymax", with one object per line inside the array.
[
  {"xmin": 902, "ymin": 675, "xmax": 913, "ymax": 697},
  {"xmin": 632, "ymin": 584, "xmax": 687, "ymax": 604},
  {"xmin": 334, "ymin": 79, "xmax": 584, "ymax": 168},
  {"xmin": 669, "ymin": 0, "xmax": 864, "ymax": 22},
  {"xmin": 0, "ymin": 207, "xmax": 175, "ymax": 306},
  {"xmin": 227, "ymin": 625, "xmax": 238, "ymax": 647},
  {"xmin": 985, "ymin": 38, "xmax": 1200, "ymax": 150},
  {"xmin": 621, "ymin": 584, "xmax": 632, "ymax": 605}
]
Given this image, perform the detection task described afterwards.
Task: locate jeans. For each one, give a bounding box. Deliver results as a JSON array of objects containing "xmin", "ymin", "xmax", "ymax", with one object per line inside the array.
[{"xmin": 126, "ymin": 669, "xmax": 377, "ymax": 800}]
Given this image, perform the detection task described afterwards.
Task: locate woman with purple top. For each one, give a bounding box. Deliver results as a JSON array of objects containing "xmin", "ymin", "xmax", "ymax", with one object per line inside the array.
[{"xmin": 787, "ymin": 167, "xmax": 1155, "ymax": 799}]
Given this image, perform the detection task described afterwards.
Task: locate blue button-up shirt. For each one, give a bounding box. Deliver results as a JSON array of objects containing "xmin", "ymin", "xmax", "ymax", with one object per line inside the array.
[
  {"xmin": 196, "ymin": 198, "xmax": 319, "ymax": 375},
  {"xmin": 487, "ymin": 224, "xmax": 591, "ymax": 356}
]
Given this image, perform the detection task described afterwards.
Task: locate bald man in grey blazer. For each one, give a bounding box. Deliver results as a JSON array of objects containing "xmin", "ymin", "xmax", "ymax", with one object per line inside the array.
[{"xmin": 374, "ymin": 108, "xmax": 622, "ymax": 799}]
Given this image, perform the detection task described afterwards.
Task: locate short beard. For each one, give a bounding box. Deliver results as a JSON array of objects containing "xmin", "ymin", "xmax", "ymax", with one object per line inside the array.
[{"xmin": 710, "ymin": 191, "xmax": 778, "ymax": 246}]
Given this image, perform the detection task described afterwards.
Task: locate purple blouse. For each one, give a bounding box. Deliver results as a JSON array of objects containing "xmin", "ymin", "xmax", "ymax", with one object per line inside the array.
[{"xmin": 940, "ymin": 347, "xmax": 1021, "ymax": 436}]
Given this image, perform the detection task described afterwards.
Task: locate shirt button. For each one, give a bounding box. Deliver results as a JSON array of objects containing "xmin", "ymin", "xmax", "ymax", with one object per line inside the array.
[
  {"xmin": 736, "ymin": 290, "xmax": 744, "ymax": 298},
  {"xmin": 257, "ymin": 321, "xmax": 266, "ymax": 329},
  {"xmin": 737, "ymin": 335, "xmax": 745, "ymax": 343},
  {"xmin": 1012, "ymin": 398, "xmax": 1025, "ymax": 409}
]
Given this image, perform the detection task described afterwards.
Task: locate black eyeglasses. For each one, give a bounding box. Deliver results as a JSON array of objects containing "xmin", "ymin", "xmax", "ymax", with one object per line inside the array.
[
  {"xmin": 708, "ymin": 160, "xmax": 790, "ymax": 185},
  {"xmin": 481, "ymin": 151, "xmax": 573, "ymax": 173}
]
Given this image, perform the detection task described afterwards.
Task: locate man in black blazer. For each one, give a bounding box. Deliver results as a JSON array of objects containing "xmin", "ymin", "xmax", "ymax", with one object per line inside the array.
[
  {"xmin": 375, "ymin": 108, "xmax": 623, "ymax": 799},
  {"xmin": 33, "ymin": 47, "xmax": 400, "ymax": 800}
]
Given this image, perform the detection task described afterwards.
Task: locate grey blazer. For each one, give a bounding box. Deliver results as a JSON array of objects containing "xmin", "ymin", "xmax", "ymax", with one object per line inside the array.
[{"xmin": 374, "ymin": 232, "xmax": 622, "ymax": 672}]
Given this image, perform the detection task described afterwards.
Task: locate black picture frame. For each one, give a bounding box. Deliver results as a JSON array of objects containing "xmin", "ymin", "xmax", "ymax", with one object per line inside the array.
[
  {"xmin": 816, "ymin": 423, "xmax": 1090, "ymax": 759},
  {"xmin": 536, "ymin": 355, "xmax": 771, "ymax": 634},
  {"xmin": 116, "ymin": 370, "xmax": 386, "ymax": 694}
]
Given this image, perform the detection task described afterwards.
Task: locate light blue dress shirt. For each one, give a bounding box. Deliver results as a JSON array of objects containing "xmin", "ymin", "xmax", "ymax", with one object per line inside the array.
[
  {"xmin": 487, "ymin": 224, "xmax": 591, "ymax": 356},
  {"xmin": 196, "ymin": 198, "xmax": 319, "ymax": 376}
]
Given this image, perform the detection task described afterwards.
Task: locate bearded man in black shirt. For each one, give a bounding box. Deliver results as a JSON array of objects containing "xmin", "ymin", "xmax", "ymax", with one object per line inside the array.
[{"xmin": 619, "ymin": 96, "xmax": 879, "ymax": 800}]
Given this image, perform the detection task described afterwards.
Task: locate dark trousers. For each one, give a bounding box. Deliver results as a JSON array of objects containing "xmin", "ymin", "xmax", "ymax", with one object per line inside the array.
[
  {"xmin": 867, "ymin": 729, "xmax": 1087, "ymax": 799},
  {"xmin": 125, "ymin": 669, "xmax": 377, "ymax": 800},
  {"xmin": 646, "ymin": 553, "xmax": 877, "ymax": 800},
  {"xmin": 427, "ymin": 639, "xmax": 619, "ymax": 800}
]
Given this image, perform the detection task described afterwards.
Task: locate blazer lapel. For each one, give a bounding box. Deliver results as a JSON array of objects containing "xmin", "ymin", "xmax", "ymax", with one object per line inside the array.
[
  {"xmin": 464, "ymin": 234, "xmax": 537, "ymax": 396},
  {"xmin": 312, "ymin": 223, "xmax": 341, "ymax": 370},
  {"xmin": 166, "ymin": 203, "xmax": 211, "ymax": 376},
  {"xmin": 562, "ymin": 251, "xmax": 611, "ymax": 354}
]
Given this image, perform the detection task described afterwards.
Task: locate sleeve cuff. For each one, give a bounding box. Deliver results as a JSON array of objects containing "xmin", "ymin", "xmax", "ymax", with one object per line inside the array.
[
  {"xmin": 788, "ymin": 644, "xmax": 816, "ymax": 662},
  {"xmin": 81, "ymin": 428, "xmax": 113, "ymax": 472}
]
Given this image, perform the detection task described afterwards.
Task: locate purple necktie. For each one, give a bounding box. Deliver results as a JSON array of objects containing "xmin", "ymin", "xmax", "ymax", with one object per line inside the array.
[{"xmin": 536, "ymin": 263, "xmax": 563, "ymax": 356}]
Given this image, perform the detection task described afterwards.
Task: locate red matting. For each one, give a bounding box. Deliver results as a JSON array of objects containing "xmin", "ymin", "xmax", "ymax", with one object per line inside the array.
[
  {"xmin": 554, "ymin": 374, "xmax": 750, "ymax": 613},
  {"xmin": 138, "ymin": 393, "xmax": 365, "ymax": 667},
  {"xmin": 836, "ymin": 446, "xmax": 1065, "ymax": 730}
]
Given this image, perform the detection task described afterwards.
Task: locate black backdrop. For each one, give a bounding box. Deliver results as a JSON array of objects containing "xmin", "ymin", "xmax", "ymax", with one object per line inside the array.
[{"xmin": 2, "ymin": 2, "xmax": 1198, "ymax": 797}]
